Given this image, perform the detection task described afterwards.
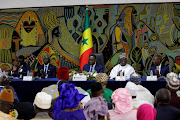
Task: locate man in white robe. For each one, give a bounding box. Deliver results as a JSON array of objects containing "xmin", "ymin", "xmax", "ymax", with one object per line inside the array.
[
  {"xmin": 109, "ymin": 53, "xmax": 135, "ymax": 79},
  {"xmin": 125, "ymin": 81, "xmax": 154, "ymax": 109}
]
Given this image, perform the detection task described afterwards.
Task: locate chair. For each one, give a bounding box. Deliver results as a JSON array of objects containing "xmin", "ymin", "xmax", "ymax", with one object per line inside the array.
[{"xmin": 89, "ymin": 53, "xmax": 105, "ymax": 68}]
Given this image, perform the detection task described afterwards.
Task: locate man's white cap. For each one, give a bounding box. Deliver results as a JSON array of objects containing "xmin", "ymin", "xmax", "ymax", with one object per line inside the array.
[
  {"xmin": 125, "ymin": 81, "xmax": 138, "ymax": 96},
  {"xmin": 34, "ymin": 92, "xmax": 52, "ymax": 109}
]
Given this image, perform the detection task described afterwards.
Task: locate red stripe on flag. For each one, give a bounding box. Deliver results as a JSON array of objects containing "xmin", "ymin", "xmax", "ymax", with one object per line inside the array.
[{"xmin": 80, "ymin": 47, "xmax": 94, "ymax": 70}]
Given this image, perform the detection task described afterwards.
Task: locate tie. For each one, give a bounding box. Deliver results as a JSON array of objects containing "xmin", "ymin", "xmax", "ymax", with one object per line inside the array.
[
  {"xmin": 90, "ymin": 66, "xmax": 93, "ymax": 72},
  {"xmin": 45, "ymin": 65, "xmax": 47, "ymax": 73}
]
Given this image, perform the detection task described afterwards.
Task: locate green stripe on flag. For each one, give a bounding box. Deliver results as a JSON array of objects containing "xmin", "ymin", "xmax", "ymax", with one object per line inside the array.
[{"xmin": 84, "ymin": 10, "xmax": 90, "ymax": 31}]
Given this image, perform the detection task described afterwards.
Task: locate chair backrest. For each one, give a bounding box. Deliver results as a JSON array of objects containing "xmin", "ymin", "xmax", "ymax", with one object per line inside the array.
[{"xmin": 89, "ymin": 53, "xmax": 105, "ymax": 68}]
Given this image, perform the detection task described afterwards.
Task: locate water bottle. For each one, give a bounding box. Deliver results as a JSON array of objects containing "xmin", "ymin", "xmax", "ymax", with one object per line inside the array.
[
  {"xmin": 120, "ymin": 71, "xmax": 123, "ymax": 76},
  {"xmin": 150, "ymin": 70, "xmax": 153, "ymax": 76},
  {"xmin": 179, "ymin": 73, "xmax": 180, "ymax": 78},
  {"xmin": 3, "ymin": 70, "xmax": 6, "ymax": 76},
  {"xmin": 27, "ymin": 70, "xmax": 30, "ymax": 76}
]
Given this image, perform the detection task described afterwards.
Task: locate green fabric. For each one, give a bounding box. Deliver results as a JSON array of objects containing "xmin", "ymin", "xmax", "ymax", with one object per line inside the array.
[
  {"xmin": 87, "ymin": 88, "xmax": 113, "ymax": 102},
  {"xmin": 84, "ymin": 10, "xmax": 90, "ymax": 31}
]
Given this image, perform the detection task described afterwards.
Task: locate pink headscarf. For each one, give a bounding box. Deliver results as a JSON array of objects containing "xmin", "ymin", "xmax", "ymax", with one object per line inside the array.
[
  {"xmin": 111, "ymin": 88, "xmax": 133, "ymax": 114},
  {"xmin": 137, "ymin": 104, "xmax": 156, "ymax": 120}
]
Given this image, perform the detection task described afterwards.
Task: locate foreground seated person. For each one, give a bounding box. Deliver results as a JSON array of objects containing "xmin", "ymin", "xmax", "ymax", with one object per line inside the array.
[
  {"xmin": 125, "ymin": 81, "xmax": 153, "ymax": 108},
  {"xmin": 53, "ymin": 83, "xmax": 86, "ymax": 120},
  {"xmin": 42, "ymin": 67, "xmax": 90, "ymax": 107},
  {"xmin": 166, "ymin": 72, "xmax": 180, "ymax": 109},
  {"xmin": 0, "ymin": 89, "xmax": 16, "ymax": 120},
  {"xmin": 150, "ymin": 54, "xmax": 169, "ymax": 77},
  {"xmin": 84, "ymin": 96, "xmax": 108, "ymax": 120},
  {"xmin": 137, "ymin": 104, "xmax": 156, "ymax": 120},
  {"xmin": 37, "ymin": 55, "xmax": 56, "ymax": 78},
  {"xmin": 155, "ymin": 88, "xmax": 180, "ymax": 120},
  {"xmin": 0, "ymin": 75, "xmax": 19, "ymax": 101},
  {"xmin": 108, "ymin": 88, "xmax": 137, "ymax": 120},
  {"xmin": 87, "ymin": 73, "xmax": 113, "ymax": 103},
  {"xmin": 129, "ymin": 73, "xmax": 155, "ymax": 105},
  {"xmin": 109, "ymin": 53, "xmax": 135, "ymax": 79},
  {"xmin": 9, "ymin": 55, "xmax": 30, "ymax": 78},
  {"xmin": 32, "ymin": 92, "xmax": 52, "ymax": 120},
  {"xmin": 83, "ymin": 54, "xmax": 104, "ymax": 73}
]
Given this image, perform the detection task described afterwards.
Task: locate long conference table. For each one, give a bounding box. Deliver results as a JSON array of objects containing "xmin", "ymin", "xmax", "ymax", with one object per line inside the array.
[{"xmin": 10, "ymin": 78, "xmax": 169, "ymax": 103}]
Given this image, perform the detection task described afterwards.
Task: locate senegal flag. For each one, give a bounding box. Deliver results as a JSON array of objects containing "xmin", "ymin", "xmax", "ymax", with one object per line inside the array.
[{"xmin": 80, "ymin": 8, "xmax": 94, "ymax": 70}]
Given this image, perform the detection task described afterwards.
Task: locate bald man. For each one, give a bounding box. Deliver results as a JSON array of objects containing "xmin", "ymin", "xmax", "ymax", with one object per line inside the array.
[{"xmin": 37, "ymin": 55, "xmax": 56, "ymax": 78}]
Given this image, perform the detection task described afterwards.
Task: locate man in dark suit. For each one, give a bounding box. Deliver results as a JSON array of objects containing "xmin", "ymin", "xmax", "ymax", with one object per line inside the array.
[
  {"xmin": 37, "ymin": 55, "xmax": 56, "ymax": 78},
  {"xmin": 150, "ymin": 54, "xmax": 169, "ymax": 77},
  {"xmin": 155, "ymin": 88, "xmax": 180, "ymax": 120},
  {"xmin": 9, "ymin": 55, "xmax": 30, "ymax": 78},
  {"xmin": 83, "ymin": 54, "xmax": 104, "ymax": 73}
]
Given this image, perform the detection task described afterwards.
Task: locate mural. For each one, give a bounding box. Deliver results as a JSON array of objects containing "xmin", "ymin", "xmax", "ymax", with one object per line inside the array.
[{"xmin": 0, "ymin": 3, "xmax": 179, "ymax": 76}]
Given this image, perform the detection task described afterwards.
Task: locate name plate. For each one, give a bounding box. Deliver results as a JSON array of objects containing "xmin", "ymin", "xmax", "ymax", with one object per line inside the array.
[
  {"xmin": 115, "ymin": 76, "xmax": 126, "ymax": 81},
  {"xmin": 146, "ymin": 76, "xmax": 157, "ymax": 81},
  {"xmin": 23, "ymin": 76, "xmax": 33, "ymax": 81},
  {"xmin": 72, "ymin": 75, "xmax": 87, "ymax": 81}
]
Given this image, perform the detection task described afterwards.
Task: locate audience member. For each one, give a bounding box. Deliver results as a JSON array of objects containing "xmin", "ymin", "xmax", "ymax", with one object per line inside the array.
[
  {"xmin": 32, "ymin": 92, "xmax": 52, "ymax": 120},
  {"xmin": 4, "ymin": 85, "xmax": 35, "ymax": 120},
  {"xmin": 155, "ymin": 88, "xmax": 180, "ymax": 120},
  {"xmin": 166, "ymin": 72, "xmax": 180, "ymax": 109},
  {"xmin": 137, "ymin": 104, "xmax": 156, "ymax": 120},
  {"xmin": 130, "ymin": 73, "xmax": 155, "ymax": 105},
  {"xmin": 84, "ymin": 96, "xmax": 108, "ymax": 120},
  {"xmin": 0, "ymin": 75, "xmax": 19, "ymax": 101},
  {"xmin": 108, "ymin": 88, "xmax": 137, "ymax": 120},
  {"xmin": 83, "ymin": 54, "xmax": 104, "ymax": 73},
  {"xmin": 42, "ymin": 67, "xmax": 90, "ymax": 107},
  {"xmin": 53, "ymin": 83, "xmax": 86, "ymax": 120},
  {"xmin": 125, "ymin": 81, "xmax": 153, "ymax": 109},
  {"xmin": 0, "ymin": 88, "xmax": 16, "ymax": 120},
  {"xmin": 150, "ymin": 54, "xmax": 169, "ymax": 77},
  {"xmin": 9, "ymin": 55, "xmax": 30, "ymax": 78},
  {"xmin": 87, "ymin": 73, "xmax": 113, "ymax": 102},
  {"xmin": 37, "ymin": 55, "xmax": 56, "ymax": 78},
  {"xmin": 109, "ymin": 53, "xmax": 135, "ymax": 79}
]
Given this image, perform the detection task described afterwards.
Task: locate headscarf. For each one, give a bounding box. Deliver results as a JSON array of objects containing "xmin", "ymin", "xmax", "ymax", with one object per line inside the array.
[
  {"xmin": 119, "ymin": 53, "xmax": 127, "ymax": 59},
  {"xmin": 137, "ymin": 104, "xmax": 156, "ymax": 120},
  {"xmin": 130, "ymin": 72, "xmax": 141, "ymax": 84},
  {"xmin": 53, "ymin": 83, "xmax": 86, "ymax": 118},
  {"xmin": 125, "ymin": 81, "xmax": 138, "ymax": 96},
  {"xmin": 84, "ymin": 96, "xmax": 108, "ymax": 120},
  {"xmin": 111, "ymin": 88, "xmax": 133, "ymax": 114},
  {"xmin": 57, "ymin": 67, "xmax": 69, "ymax": 80},
  {"xmin": 95, "ymin": 73, "xmax": 109, "ymax": 85}
]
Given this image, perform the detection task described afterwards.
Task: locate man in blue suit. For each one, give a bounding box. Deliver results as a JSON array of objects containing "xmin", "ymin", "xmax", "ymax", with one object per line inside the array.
[
  {"xmin": 150, "ymin": 55, "xmax": 169, "ymax": 77},
  {"xmin": 37, "ymin": 55, "xmax": 56, "ymax": 78},
  {"xmin": 9, "ymin": 55, "xmax": 30, "ymax": 78},
  {"xmin": 83, "ymin": 54, "xmax": 104, "ymax": 73}
]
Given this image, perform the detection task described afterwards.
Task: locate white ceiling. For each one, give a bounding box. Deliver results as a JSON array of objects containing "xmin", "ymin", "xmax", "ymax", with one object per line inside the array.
[{"xmin": 0, "ymin": 0, "xmax": 179, "ymax": 9}]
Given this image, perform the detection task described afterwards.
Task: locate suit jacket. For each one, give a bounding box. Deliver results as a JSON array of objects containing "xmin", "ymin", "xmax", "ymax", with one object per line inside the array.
[
  {"xmin": 83, "ymin": 63, "xmax": 104, "ymax": 73},
  {"xmin": 37, "ymin": 64, "xmax": 56, "ymax": 78},
  {"xmin": 14, "ymin": 99, "xmax": 35, "ymax": 120},
  {"xmin": 150, "ymin": 64, "xmax": 169, "ymax": 77},
  {"xmin": 8, "ymin": 63, "xmax": 30, "ymax": 78},
  {"xmin": 155, "ymin": 105, "xmax": 180, "ymax": 120}
]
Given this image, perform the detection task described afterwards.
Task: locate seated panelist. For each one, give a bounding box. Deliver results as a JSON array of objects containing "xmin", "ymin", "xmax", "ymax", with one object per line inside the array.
[
  {"xmin": 83, "ymin": 54, "xmax": 104, "ymax": 73},
  {"xmin": 109, "ymin": 53, "xmax": 135, "ymax": 79},
  {"xmin": 37, "ymin": 55, "xmax": 56, "ymax": 78},
  {"xmin": 8, "ymin": 55, "xmax": 30, "ymax": 78},
  {"xmin": 150, "ymin": 54, "xmax": 169, "ymax": 77}
]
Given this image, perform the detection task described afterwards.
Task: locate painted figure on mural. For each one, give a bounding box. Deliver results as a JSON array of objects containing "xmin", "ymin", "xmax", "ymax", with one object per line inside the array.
[
  {"xmin": 104, "ymin": 6, "xmax": 137, "ymax": 74},
  {"xmin": 37, "ymin": 55, "xmax": 57, "ymax": 78}
]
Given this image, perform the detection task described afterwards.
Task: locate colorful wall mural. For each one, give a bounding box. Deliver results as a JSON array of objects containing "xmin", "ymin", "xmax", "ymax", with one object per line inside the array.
[{"xmin": 0, "ymin": 3, "xmax": 179, "ymax": 76}]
